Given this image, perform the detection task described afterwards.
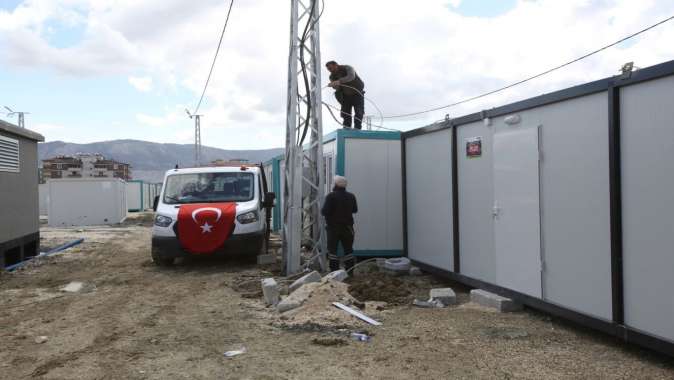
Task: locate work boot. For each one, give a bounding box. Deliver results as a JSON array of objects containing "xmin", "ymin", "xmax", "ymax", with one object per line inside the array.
[
  {"xmin": 344, "ymin": 257, "xmax": 355, "ymax": 276},
  {"xmin": 329, "ymin": 259, "xmax": 340, "ymax": 272}
]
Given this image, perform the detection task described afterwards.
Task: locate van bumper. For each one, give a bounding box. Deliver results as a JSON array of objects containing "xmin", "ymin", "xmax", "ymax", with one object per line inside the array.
[{"xmin": 151, "ymin": 232, "xmax": 265, "ymax": 259}]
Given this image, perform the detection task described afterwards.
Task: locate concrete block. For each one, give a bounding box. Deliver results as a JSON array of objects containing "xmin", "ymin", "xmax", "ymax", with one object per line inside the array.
[
  {"xmin": 261, "ymin": 278, "xmax": 280, "ymax": 306},
  {"xmin": 277, "ymin": 297, "xmax": 302, "ymax": 313},
  {"xmin": 257, "ymin": 254, "xmax": 276, "ymax": 265},
  {"xmin": 277, "ymin": 282, "xmax": 319, "ymax": 313},
  {"xmin": 470, "ymin": 289, "xmax": 522, "ymax": 312},
  {"xmin": 430, "ymin": 288, "xmax": 456, "ymax": 306},
  {"xmin": 289, "ymin": 270, "xmax": 321, "ymax": 293},
  {"xmin": 324, "ymin": 269, "xmax": 348, "ymax": 282}
]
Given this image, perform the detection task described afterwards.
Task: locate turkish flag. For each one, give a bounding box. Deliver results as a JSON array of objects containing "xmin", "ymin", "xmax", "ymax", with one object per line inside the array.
[{"xmin": 177, "ymin": 203, "xmax": 237, "ymax": 254}]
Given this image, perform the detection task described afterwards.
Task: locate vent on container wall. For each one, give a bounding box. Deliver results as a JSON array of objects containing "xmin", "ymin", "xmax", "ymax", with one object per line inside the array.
[{"xmin": 0, "ymin": 135, "xmax": 20, "ymax": 173}]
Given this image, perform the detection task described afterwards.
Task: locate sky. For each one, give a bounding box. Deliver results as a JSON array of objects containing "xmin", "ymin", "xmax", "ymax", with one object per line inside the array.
[{"xmin": 1, "ymin": 0, "xmax": 674, "ymax": 150}]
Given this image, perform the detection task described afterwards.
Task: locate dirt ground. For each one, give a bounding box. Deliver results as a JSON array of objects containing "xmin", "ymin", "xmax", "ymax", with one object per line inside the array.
[{"xmin": 2, "ymin": 213, "xmax": 674, "ymax": 379}]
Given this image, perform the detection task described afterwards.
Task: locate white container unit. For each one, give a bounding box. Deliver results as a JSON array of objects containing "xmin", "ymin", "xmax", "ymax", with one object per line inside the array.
[
  {"xmin": 48, "ymin": 178, "xmax": 127, "ymax": 227},
  {"xmin": 126, "ymin": 180, "xmax": 143, "ymax": 211},
  {"xmin": 38, "ymin": 183, "xmax": 49, "ymax": 216},
  {"xmin": 324, "ymin": 129, "xmax": 403, "ymax": 257},
  {"xmin": 402, "ymin": 59, "xmax": 674, "ymax": 357},
  {"xmin": 267, "ymin": 129, "xmax": 404, "ymax": 258}
]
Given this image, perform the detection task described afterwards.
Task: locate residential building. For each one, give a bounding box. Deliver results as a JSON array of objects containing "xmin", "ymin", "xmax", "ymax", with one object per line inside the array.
[{"xmin": 42, "ymin": 153, "xmax": 131, "ymax": 181}]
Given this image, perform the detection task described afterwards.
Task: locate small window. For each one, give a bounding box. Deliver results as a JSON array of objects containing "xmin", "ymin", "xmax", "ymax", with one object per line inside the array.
[{"xmin": 0, "ymin": 135, "xmax": 20, "ymax": 173}]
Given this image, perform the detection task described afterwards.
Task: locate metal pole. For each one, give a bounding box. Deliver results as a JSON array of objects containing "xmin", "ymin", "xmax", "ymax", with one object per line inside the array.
[
  {"xmin": 192, "ymin": 115, "xmax": 202, "ymax": 167},
  {"xmin": 283, "ymin": 0, "xmax": 325, "ymax": 275}
]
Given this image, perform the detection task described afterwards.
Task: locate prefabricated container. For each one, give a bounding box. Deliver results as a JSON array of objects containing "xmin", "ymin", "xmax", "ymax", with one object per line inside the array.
[
  {"xmin": 38, "ymin": 183, "xmax": 49, "ymax": 216},
  {"xmin": 401, "ymin": 59, "xmax": 674, "ymax": 357},
  {"xmin": 0, "ymin": 120, "xmax": 44, "ymax": 268},
  {"xmin": 48, "ymin": 178, "xmax": 127, "ymax": 227},
  {"xmin": 268, "ymin": 129, "xmax": 403, "ymax": 258},
  {"xmin": 126, "ymin": 180, "xmax": 144, "ymax": 211}
]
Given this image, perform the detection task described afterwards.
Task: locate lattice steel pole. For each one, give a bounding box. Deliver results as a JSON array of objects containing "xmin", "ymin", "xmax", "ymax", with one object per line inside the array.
[{"xmin": 283, "ymin": 0, "xmax": 326, "ymax": 275}]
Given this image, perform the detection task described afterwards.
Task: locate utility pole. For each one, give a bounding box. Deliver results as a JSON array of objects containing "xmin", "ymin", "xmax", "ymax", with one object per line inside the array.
[
  {"xmin": 186, "ymin": 109, "xmax": 203, "ymax": 167},
  {"xmin": 4, "ymin": 106, "xmax": 29, "ymax": 128},
  {"xmin": 283, "ymin": 0, "xmax": 325, "ymax": 275}
]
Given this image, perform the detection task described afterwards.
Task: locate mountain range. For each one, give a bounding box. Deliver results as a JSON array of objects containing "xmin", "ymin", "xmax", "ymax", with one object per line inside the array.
[{"xmin": 38, "ymin": 139, "xmax": 284, "ymax": 183}]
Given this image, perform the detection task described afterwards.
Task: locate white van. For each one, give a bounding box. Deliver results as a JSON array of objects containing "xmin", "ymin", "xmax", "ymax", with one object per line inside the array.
[{"xmin": 151, "ymin": 164, "xmax": 275, "ymax": 266}]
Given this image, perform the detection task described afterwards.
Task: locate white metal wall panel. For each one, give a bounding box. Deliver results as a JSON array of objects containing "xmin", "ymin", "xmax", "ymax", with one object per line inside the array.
[
  {"xmin": 143, "ymin": 183, "xmax": 151, "ymax": 210},
  {"xmin": 49, "ymin": 178, "xmax": 127, "ymax": 227},
  {"xmin": 126, "ymin": 182, "xmax": 142, "ymax": 211},
  {"xmin": 621, "ymin": 76, "xmax": 674, "ymax": 342},
  {"xmin": 385, "ymin": 140, "xmax": 404, "ymax": 250},
  {"xmin": 345, "ymin": 139, "xmax": 387, "ymax": 250},
  {"xmin": 530, "ymin": 92, "xmax": 612, "ymax": 320},
  {"xmin": 405, "ymin": 129, "xmax": 453, "ymax": 271},
  {"xmin": 493, "ymin": 127, "xmax": 542, "ymax": 298},
  {"xmin": 39, "ymin": 183, "xmax": 49, "ymax": 216},
  {"xmin": 457, "ymin": 121, "xmax": 495, "ymax": 283},
  {"xmin": 344, "ymin": 139, "xmax": 402, "ymax": 251}
]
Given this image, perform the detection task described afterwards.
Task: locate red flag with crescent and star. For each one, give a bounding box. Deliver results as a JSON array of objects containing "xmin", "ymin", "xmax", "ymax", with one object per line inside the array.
[{"xmin": 177, "ymin": 203, "xmax": 237, "ymax": 254}]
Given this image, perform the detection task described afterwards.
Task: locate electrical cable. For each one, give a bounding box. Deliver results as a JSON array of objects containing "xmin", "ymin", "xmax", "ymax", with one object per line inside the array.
[
  {"xmin": 297, "ymin": 0, "xmax": 320, "ymax": 146},
  {"xmin": 323, "ymin": 84, "xmax": 386, "ymax": 129},
  {"xmin": 380, "ymin": 14, "xmax": 674, "ymax": 119},
  {"xmin": 192, "ymin": 0, "xmax": 234, "ymax": 115},
  {"xmin": 322, "ymin": 102, "xmax": 400, "ymax": 131}
]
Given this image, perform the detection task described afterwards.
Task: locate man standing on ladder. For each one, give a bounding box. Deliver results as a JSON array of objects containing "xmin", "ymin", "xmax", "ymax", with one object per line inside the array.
[
  {"xmin": 321, "ymin": 175, "xmax": 358, "ymax": 273},
  {"xmin": 326, "ymin": 61, "xmax": 365, "ymax": 129}
]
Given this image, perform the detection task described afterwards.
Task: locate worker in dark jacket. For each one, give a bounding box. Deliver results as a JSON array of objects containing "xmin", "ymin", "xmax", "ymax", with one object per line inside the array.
[
  {"xmin": 321, "ymin": 175, "xmax": 358, "ymax": 272},
  {"xmin": 326, "ymin": 61, "xmax": 365, "ymax": 129}
]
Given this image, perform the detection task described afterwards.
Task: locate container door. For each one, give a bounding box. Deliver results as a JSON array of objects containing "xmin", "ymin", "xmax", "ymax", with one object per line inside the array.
[{"xmin": 493, "ymin": 127, "xmax": 542, "ymax": 298}]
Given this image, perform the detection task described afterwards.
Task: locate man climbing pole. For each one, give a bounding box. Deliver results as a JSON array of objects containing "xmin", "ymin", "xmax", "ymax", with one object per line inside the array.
[
  {"xmin": 321, "ymin": 175, "xmax": 358, "ymax": 273},
  {"xmin": 326, "ymin": 61, "xmax": 365, "ymax": 129}
]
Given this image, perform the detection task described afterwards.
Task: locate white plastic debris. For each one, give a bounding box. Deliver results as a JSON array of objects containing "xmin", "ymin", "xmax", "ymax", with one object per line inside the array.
[
  {"xmin": 34, "ymin": 336, "xmax": 48, "ymax": 344},
  {"xmin": 224, "ymin": 347, "xmax": 247, "ymax": 358},
  {"xmin": 383, "ymin": 257, "xmax": 411, "ymax": 274},
  {"xmin": 332, "ymin": 302, "xmax": 382, "ymax": 326},
  {"xmin": 60, "ymin": 281, "xmax": 84, "ymax": 293}
]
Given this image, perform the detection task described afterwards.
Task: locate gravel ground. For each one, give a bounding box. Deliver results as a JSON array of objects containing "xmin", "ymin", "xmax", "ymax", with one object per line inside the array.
[{"xmin": 1, "ymin": 214, "xmax": 673, "ymax": 379}]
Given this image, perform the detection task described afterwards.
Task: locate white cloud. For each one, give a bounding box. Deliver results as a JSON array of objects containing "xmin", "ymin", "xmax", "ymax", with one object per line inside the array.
[
  {"xmin": 2, "ymin": 0, "xmax": 674, "ymax": 149},
  {"xmin": 128, "ymin": 75, "xmax": 153, "ymax": 92}
]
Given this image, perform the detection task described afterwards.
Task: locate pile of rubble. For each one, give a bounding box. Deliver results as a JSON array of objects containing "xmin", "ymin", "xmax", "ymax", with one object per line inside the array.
[{"xmin": 261, "ymin": 269, "xmax": 385, "ymax": 329}]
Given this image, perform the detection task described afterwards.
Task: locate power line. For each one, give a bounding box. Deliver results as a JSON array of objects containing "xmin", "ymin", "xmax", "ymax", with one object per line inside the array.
[
  {"xmin": 382, "ymin": 14, "xmax": 674, "ymax": 119},
  {"xmin": 193, "ymin": 0, "xmax": 235, "ymax": 115}
]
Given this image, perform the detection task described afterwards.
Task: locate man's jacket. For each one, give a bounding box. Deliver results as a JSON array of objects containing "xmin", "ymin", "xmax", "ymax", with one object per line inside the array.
[
  {"xmin": 329, "ymin": 65, "xmax": 365, "ymax": 96},
  {"xmin": 321, "ymin": 187, "xmax": 358, "ymax": 226}
]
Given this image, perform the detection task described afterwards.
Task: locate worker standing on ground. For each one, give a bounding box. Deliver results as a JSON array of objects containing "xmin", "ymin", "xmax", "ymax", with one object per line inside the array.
[
  {"xmin": 326, "ymin": 61, "xmax": 365, "ymax": 130},
  {"xmin": 321, "ymin": 175, "xmax": 358, "ymax": 273}
]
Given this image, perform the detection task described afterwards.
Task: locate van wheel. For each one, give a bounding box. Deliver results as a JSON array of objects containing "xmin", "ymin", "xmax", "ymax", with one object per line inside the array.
[{"xmin": 151, "ymin": 250, "xmax": 175, "ymax": 266}]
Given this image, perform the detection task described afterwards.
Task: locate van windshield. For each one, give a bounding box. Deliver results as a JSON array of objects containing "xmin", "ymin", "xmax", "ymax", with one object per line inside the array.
[{"xmin": 163, "ymin": 172, "xmax": 255, "ymax": 204}]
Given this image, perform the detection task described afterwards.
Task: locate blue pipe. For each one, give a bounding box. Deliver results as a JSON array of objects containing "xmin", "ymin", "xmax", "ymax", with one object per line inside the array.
[{"xmin": 5, "ymin": 238, "xmax": 84, "ymax": 272}]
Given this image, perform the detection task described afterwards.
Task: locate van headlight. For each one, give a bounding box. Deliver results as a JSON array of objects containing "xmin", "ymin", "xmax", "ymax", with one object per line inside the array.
[
  {"xmin": 154, "ymin": 214, "xmax": 173, "ymax": 227},
  {"xmin": 237, "ymin": 211, "xmax": 259, "ymax": 224}
]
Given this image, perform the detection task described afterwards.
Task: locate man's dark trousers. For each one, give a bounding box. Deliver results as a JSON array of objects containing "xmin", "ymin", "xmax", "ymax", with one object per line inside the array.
[
  {"xmin": 326, "ymin": 224, "xmax": 355, "ymax": 272},
  {"xmin": 337, "ymin": 92, "xmax": 365, "ymax": 130}
]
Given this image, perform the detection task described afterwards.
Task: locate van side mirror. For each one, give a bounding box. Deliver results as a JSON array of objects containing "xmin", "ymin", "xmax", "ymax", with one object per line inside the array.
[
  {"xmin": 153, "ymin": 195, "xmax": 160, "ymax": 212},
  {"xmin": 263, "ymin": 192, "xmax": 276, "ymax": 208}
]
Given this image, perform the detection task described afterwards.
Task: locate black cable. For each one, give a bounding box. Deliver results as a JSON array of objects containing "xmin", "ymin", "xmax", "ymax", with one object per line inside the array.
[
  {"xmin": 382, "ymin": 14, "xmax": 674, "ymax": 119},
  {"xmin": 193, "ymin": 0, "xmax": 235, "ymax": 115},
  {"xmin": 297, "ymin": 0, "xmax": 319, "ymax": 146}
]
